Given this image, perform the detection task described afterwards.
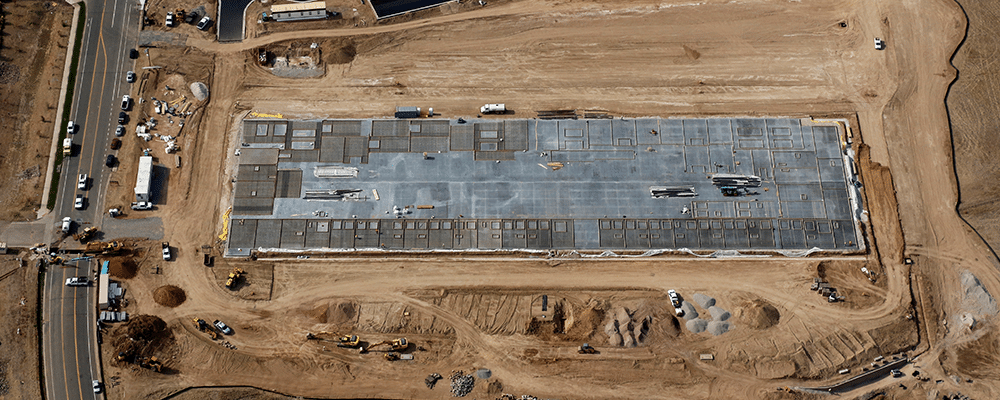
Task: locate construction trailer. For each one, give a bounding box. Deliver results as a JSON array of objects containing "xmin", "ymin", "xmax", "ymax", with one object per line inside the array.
[
  {"xmin": 395, "ymin": 107, "xmax": 421, "ymax": 119},
  {"xmin": 135, "ymin": 156, "xmax": 153, "ymax": 202},
  {"xmin": 270, "ymin": 1, "xmax": 333, "ymax": 22},
  {"xmin": 98, "ymin": 261, "xmax": 110, "ymax": 310}
]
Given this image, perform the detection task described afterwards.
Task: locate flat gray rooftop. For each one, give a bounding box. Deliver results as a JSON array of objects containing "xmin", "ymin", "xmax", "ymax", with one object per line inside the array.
[{"xmin": 225, "ymin": 117, "xmax": 862, "ymax": 256}]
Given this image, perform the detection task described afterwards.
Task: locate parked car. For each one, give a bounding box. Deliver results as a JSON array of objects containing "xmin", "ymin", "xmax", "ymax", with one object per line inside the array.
[
  {"xmin": 874, "ymin": 38, "xmax": 885, "ymax": 50},
  {"xmin": 92, "ymin": 380, "xmax": 102, "ymax": 393},
  {"xmin": 165, "ymin": 12, "xmax": 175, "ymax": 27},
  {"xmin": 105, "ymin": 154, "xmax": 116, "ymax": 167},
  {"xmin": 115, "ymin": 124, "xmax": 125, "ymax": 137},
  {"xmin": 126, "ymin": 71, "xmax": 136, "ymax": 83},
  {"xmin": 131, "ymin": 201, "xmax": 152, "ymax": 210},
  {"xmin": 129, "ymin": 48, "xmax": 138, "ymax": 59},
  {"xmin": 213, "ymin": 320, "xmax": 233, "ymax": 335},
  {"xmin": 74, "ymin": 194, "xmax": 85, "ymax": 210},
  {"xmin": 110, "ymin": 138, "xmax": 121, "ymax": 150},
  {"xmin": 65, "ymin": 276, "xmax": 89, "ymax": 286},
  {"xmin": 161, "ymin": 242, "xmax": 171, "ymax": 260},
  {"xmin": 197, "ymin": 16, "xmax": 212, "ymax": 30},
  {"xmin": 77, "ymin": 174, "xmax": 88, "ymax": 190},
  {"xmin": 118, "ymin": 112, "xmax": 128, "ymax": 124},
  {"xmin": 121, "ymin": 95, "xmax": 131, "ymax": 111}
]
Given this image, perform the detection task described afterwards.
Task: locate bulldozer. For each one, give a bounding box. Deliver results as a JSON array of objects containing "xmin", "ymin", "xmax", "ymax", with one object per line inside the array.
[
  {"xmin": 72, "ymin": 226, "xmax": 98, "ymax": 242},
  {"xmin": 578, "ymin": 343, "xmax": 598, "ymax": 354},
  {"xmin": 193, "ymin": 318, "xmax": 219, "ymax": 340},
  {"xmin": 305, "ymin": 331, "xmax": 361, "ymax": 348},
  {"xmin": 360, "ymin": 338, "xmax": 408, "ymax": 353},
  {"xmin": 225, "ymin": 267, "xmax": 245, "ymax": 289}
]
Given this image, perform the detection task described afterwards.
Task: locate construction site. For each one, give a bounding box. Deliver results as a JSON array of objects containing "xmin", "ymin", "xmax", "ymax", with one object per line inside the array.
[{"xmin": 2, "ymin": 0, "xmax": 1000, "ymax": 398}]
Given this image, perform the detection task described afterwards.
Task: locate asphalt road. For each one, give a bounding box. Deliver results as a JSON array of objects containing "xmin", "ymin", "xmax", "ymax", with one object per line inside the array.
[{"xmin": 44, "ymin": 0, "xmax": 141, "ymax": 398}]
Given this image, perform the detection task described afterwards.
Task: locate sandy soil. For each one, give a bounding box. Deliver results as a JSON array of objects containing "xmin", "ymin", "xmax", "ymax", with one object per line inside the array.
[
  {"xmin": 49, "ymin": 0, "xmax": 1000, "ymax": 398},
  {"xmin": 0, "ymin": 254, "xmax": 42, "ymax": 400},
  {"xmin": 0, "ymin": 0, "xmax": 74, "ymax": 221}
]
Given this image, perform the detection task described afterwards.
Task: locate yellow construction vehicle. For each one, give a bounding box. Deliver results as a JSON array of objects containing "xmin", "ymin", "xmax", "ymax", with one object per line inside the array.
[
  {"xmin": 116, "ymin": 352, "xmax": 163, "ymax": 372},
  {"xmin": 360, "ymin": 338, "xmax": 408, "ymax": 353},
  {"xmin": 305, "ymin": 331, "xmax": 361, "ymax": 348},
  {"xmin": 72, "ymin": 226, "xmax": 98, "ymax": 242},
  {"xmin": 225, "ymin": 267, "xmax": 245, "ymax": 289},
  {"xmin": 193, "ymin": 318, "xmax": 219, "ymax": 340},
  {"xmin": 84, "ymin": 241, "xmax": 124, "ymax": 255}
]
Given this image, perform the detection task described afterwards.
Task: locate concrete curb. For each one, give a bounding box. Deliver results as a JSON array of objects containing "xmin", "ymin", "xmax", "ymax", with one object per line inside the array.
[{"xmin": 38, "ymin": 2, "xmax": 83, "ymax": 220}]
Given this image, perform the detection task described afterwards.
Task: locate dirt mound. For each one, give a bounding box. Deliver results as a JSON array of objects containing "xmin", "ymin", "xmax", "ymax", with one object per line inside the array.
[
  {"xmin": 326, "ymin": 41, "xmax": 357, "ymax": 65},
  {"xmin": 305, "ymin": 301, "xmax": 357, "ymax": 324},
  {"xmin": 565, "ymin": 304, "xmax": 604, "ymax": 341},
  {"xmin": 736, "ymin": 299, "xmax": 781, "ymax": 329},
  {"xmin": 153, "ymin": 285, "xmax": 186, "ymax": 307},
  {"xmin": 107, "ymin": 257, "xmax": 138, "ymax": 279},
  {"xmin": 111, "ymin": 315, "xmax": 173, "ymax": 359},
  {"xmin": 328, "ymin": 301, "xmax": 357, "ymax": 324}
]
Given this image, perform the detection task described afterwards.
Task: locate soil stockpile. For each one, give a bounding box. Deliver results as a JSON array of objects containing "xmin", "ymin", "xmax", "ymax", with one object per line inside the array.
[
  {"xmin": 693, "ymin": 293, "xmax": 715, "ymax": 309},
  {"xmin": 153, "ymin": 285, "xmax": 186, "ymax": 307},
  {"xmin": 736, "ymin": 300, "xmax": 781, "ymax": 329},
  {"xmin": 107, "ymin": 257, "xmax": 138, "ymax": 279},
  {"xmin": 686, "ymin": 319, "xmax": 707, "ymax": 334},
  {"xmin": 111, "ymin": 315, "xmax": 173, "ymax": 359}
]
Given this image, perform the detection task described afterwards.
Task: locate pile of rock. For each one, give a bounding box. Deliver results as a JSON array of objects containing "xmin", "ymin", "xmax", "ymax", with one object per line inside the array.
[
  {"xmin": 604, "ymin": 307, "xmax": 650, "ymax": 347},
  {"xmin": 450, "ymin": 370, "xmax": 475, "ymax": 397}
]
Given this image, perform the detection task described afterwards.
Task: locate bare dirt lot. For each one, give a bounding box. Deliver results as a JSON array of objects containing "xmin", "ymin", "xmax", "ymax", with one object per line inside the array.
[
  {"xmin": 0, "ymin": 0, "xmax": 74, "ymax": 221},
  {"xmin": 0, "ymin": 254, "xmax": 42, "ymax": 400},
  {"xmin": 6, "ymin": 0, "xmax": 998, "ymax": 398}
]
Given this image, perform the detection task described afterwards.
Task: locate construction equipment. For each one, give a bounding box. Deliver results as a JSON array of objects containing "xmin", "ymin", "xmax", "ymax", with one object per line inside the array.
[
  {"xmin": 117, "ymin": 352, "xmax": 163, "ymax": 372},
  {"xmin": 73, "ymin": 226, "xmax": 98, "ymax": 242},
  {"xmin": 84, "ymin": 241, "xmax": 125, "ymax": 255},
  {"xmin": 225, "ymin": 267, "xmax": 245, "ymax": 289},
  {"xmin": 384, "ymin": 352, "xmax": 400, "ymax": 361},
  {"xmin": 578, "ymin": 343, "xmax": 598, "ymax": 354},
  {"xmin": 360, "ymin": 338, "xmax": 408, "ymax": 353},
  {"xmin": 305, "ymin": 331, "xmax": 362, "ymax": 348},
  {"xmin": 193, "ymin": 318, "xmax": 220, "ymax": 339}
]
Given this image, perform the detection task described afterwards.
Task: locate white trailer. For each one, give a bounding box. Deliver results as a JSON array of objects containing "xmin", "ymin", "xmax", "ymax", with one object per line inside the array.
[{"xmin": 480, "ymin": 103, "xmax": 506, "ymax": 114}]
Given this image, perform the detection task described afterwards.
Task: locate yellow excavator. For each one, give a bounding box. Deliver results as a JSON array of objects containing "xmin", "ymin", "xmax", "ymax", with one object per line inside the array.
[
  {"xmin": 306, "ymin": 331, "xmax": 362, "ymax": 348},
  {"xmin": 72, "ymin": 226, "xmax": 98, "ymax": 242},
  {"xmin": 360, "ymin": 338, "xmax": 408, "ymax": 354},
  {"xmin": 193, "ymin": 318, "xmax": 219, "ymax": 340}
]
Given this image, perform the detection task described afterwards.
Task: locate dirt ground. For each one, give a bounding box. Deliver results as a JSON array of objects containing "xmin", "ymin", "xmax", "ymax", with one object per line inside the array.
[
  {"xmin": 0, "ymin": 254, "xmax": 42, "ymax": 400},
  {"xmin": 0, "ymin": 0, "xmax": 74, "ymax": 221},
  {"xmin": 0, "ymin": 0, "xmax": 994, "ymax": 397}
]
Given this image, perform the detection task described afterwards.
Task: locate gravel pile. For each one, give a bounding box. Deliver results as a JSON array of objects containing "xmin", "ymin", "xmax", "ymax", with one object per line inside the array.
[
  {"xmin": 681, "ymin": 301, "xmax": 699, "ymax": 320},
  {"xmin": 476, "ymin": 368, "xmax": 491, "ymax": 379},
  {"xmin": 693, "ymin": 293, "xmax": 716, "ymax": 309},
  {"xmin": 961, "ymin": 271, "xmax": 998, "ymax": 317},
  {"xmin": 450, "ymin": 371, "xmax": 475, "ymax": 397},
  {"xmin": 190, "ymin": 82, "xmax": 209, "ymax": 101},
  {"xmin": 708, "ymin": 306, "xmax": 730, "ymax": 321},
  {"xmin": 707, "ymin": 321, "xmax": 731, "ymax": 336},
  {"xmin": 686, "ymin": 318, "xmax": 708, "ymax": 333}
]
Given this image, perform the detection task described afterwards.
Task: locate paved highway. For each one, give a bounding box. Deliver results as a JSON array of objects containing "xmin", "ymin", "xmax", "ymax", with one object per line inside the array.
[{"xmin": 43, "ymin": 0, "xmax": 141, "ymax": 398}]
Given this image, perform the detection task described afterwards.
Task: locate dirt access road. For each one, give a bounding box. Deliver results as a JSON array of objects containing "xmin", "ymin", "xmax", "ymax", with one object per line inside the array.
[{"xmin": 91, "ymin": 0, "xmax": 1000, "ymax": 398}]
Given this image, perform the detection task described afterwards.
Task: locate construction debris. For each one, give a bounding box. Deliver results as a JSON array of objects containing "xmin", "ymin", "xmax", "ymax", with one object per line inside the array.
[{"xmin": 450, "ymin": 370, "xmax": 475, "ymax": 397}]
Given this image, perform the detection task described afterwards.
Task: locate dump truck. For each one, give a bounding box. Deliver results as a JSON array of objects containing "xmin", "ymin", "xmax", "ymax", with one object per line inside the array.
[
  {"xmin": 360, "ymin": 338, "xmax": 408, "ymax": 353},
  {"xmin": 225, "ymin": 267, "xmax": 245, "ymax": 289},
  {"xmin": 62, "ymin": 138, "xmax": 73, "ymax": 156},
  {"xmin": 193, "ymin": 318, "xmax": 220, "ymax": 339}
]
